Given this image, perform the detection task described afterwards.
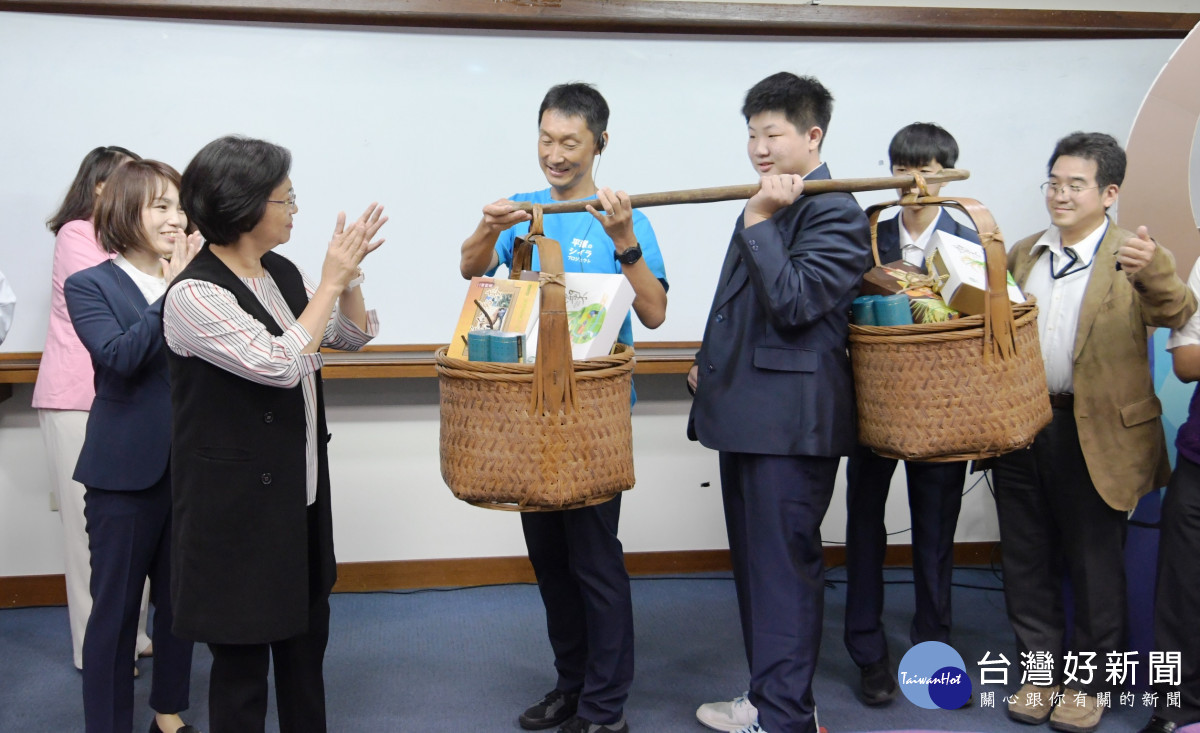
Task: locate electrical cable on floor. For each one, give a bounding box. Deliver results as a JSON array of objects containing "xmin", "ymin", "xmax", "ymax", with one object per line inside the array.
[{"xmin": 820, "ymin": 469, "xmax": 995, "ymax": 546}]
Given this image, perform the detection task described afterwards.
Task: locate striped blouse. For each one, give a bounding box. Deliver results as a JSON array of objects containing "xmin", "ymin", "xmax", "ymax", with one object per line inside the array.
[{"xmin": 163, "ymin": 271, "xmax": 378, "ymax": 505}]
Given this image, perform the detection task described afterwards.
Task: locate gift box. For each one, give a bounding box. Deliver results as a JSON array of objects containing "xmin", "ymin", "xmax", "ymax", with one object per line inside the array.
[
  {"xmin": 859, "ymin": 261, "xmax": 958, "ymax": 324},
  {"xmin": 860, "ymin": 260, "xmax": 929, "ymax": 297},
  {"xmin": 927, "ymin": 231, "xmax": 1025, "ymax": 316}
]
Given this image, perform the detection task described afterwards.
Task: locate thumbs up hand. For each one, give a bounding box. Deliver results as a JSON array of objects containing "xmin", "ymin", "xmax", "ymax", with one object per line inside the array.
[{"xmin": 1116, "ymin": 225, "xmax": 1156, "ymax": 275}]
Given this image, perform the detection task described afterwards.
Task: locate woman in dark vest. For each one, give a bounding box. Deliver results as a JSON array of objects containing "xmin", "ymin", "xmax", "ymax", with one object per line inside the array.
[
  {"xmin": 164, "ymin": 135, "xmax": 386, "ymax": 733},
  {"xmin": 64, "ymin": 160, "xmax": 201, "ymax": 733}
]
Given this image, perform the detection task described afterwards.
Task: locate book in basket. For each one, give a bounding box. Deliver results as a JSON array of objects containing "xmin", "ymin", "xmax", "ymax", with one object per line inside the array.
[
  {"xmin": 447, "ymin": 276, "xmax": 540, "ymax": 360},
  {"xmin": 525, "ymin": 272, "xmax": 636, "ymax": 361}
]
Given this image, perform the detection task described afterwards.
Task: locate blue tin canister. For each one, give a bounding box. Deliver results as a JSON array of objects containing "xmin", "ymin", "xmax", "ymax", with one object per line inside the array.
[
  {"xmin": 851, "ymin": 295, "xmax": 879, "ymax": 326},
  {"xmin": 467, "ymin": 329, "xmax": 492, "ymax": 362},
  {"xmin": 490, "ymin": 332, "xmax": 524, "ymax": 363},
  {"xmin": 875, "ymin": 294, "xmax": 914, "ymax": 326}
]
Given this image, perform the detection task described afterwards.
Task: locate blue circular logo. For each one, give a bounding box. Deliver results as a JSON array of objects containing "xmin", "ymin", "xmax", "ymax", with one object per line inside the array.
[{"xmin": 897, "ymin": 641, "xmax": 972, "ymax": 710}]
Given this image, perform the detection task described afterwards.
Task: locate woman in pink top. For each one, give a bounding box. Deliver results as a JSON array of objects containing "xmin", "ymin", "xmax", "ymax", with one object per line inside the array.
[{"xmin": 34, "ymin": 146, "xmax": 153, "ymax": 670}]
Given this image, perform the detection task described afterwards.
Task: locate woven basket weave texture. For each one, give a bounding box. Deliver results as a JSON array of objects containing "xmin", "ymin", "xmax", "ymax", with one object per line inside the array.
[
  {"xmin": 439, "ymin": 211, "xmax": 638, "ymax": 511},
  {"xmin": 850, "ymin": 303, "xmax": 1051, "ymax": 461},
  {"xmin": 437, "ymin": 345, "xmax": 634, "ymax": 510},
  {"xmin": 850, "ymin": 192, "xmax": 1052, "ymax": 462}
]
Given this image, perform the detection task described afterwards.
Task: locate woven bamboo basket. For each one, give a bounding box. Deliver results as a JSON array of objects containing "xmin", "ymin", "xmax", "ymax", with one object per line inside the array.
[
  {"xmin": 849, "ymin": 192, "xmax": 1052, "ymax": 462},
  {"xmin": 436, "ymin": 206, "xmax": 636, "ymax": 510}
]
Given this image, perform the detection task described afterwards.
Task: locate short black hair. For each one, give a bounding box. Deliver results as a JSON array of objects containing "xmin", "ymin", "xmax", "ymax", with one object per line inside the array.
[
  {"xmin": 538, "ymin": 83, "xmax": 610, "ymax": 149},
  {"xmin": 742, "ymin": 72, "xmax": 834, "ymax": 148},
  {"xmin": 1048, "ymin": 131, "xmax": 1126, "ymax": 189},
  {"xmin": 181, "ymin": 135, "xmax": 291, "ymax": 245},
  {"xmin": 889, "ymin": 123, "xmax": 960, "ymax": 169}
]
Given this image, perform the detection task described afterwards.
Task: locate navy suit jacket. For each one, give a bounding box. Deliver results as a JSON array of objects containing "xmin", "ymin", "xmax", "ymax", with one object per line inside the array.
[
  {"xmin": 875, "ymin": 208, "xmax": 979, "ymax": 265},
  {"xmin": 688, "ymin": 164, "xmax": 872, "ymax": 457},
  {"xmin": 65, "ymin": 260, "xmax": 170, "ymax": 492}
]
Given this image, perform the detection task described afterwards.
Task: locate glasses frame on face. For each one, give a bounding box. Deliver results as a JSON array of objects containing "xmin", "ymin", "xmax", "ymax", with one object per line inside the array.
[
  {"xmin": 1041, "ymin": 181, "xmax": 1100, "ymax": 198},
  {"xmin": 266, "ymin": 190, "xmax": 297, "ymax": 209}
]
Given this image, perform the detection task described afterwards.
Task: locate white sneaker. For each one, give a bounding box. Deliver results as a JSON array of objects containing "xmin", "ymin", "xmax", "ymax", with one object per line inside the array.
[{"xmin": 696, "ymin": 693, "xmax": 758, "ymax": 732}]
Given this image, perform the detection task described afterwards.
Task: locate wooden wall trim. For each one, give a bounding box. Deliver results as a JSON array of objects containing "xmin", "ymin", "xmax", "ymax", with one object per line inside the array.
[
  {"xmin": 0, "ymin": 344, "xmax": 699, "ymax": 383},
  {"xmin": 0, "ymin": 1, "xmax": 1196, "ymax": 39},
  {"xmin": 0, "ymin": 543, "xmax": 999, "ymax": 607}
]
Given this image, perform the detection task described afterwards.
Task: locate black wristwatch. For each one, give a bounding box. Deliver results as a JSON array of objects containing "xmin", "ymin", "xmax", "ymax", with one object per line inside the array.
[{"xmin": 614, "ymin": 243, "xmax": 643, "ymax": 266}]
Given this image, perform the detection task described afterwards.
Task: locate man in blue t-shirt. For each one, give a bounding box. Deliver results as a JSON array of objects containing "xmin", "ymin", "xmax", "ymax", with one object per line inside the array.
[{"xmin": 459, "ymin": 82, "xmax": 668, "ymax": 733}]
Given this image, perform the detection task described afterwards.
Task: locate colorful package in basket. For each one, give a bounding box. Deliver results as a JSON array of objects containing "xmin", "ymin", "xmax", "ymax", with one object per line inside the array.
[
  {"xmin": 927, "ymin": 230, "xmax": 1025, "ymax": 316},
  {"xmin": 447, "ymin": 277, "xmax": 540, "ymax": 360},
  {"xmin": 859, "ymin": 260, "xmax": 928, "ymax": 297},
  {"xmin": 859, "ymin": 260, "xmax": 958, "ymax": 323},
  {"xmin": 525, "ymin": 272, "xmax": 636, "ymax": 361}
]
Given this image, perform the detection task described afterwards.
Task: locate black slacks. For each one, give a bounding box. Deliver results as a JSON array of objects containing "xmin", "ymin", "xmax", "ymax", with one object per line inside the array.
[
  {"xmin": 843, "ymin": 445, "xmax": 967, "ymax": 667},
  {"xmin": 521, "ymin": 493, "xmax": 634, "ymax": 725},
  {"xmin": 82, "ymin": 473, "xmax": 192, "ymax": 733},
  {"xmin": 206, "ymin": 502, "xmax": 330, "ymax": 733},
  {"xmin": 1151, "ymin": 455, "xmax": 1200, "ymax": 724},
  {"xmin": 207, "ymin": 597, "xmax": 330, "ymax": 733},
  {"xmin": 992, "ymin": 406, "xmax": 1127, "ymax": 695},
  {"xmin": 720, "ymin": 451, "xmax": 838, "ymax": 733}
]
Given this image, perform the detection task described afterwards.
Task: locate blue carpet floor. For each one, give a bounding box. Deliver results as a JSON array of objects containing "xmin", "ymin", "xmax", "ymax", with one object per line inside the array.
[{"xmin": 0, "ymin": 567, "xmax": 1176, "ymax": 732}]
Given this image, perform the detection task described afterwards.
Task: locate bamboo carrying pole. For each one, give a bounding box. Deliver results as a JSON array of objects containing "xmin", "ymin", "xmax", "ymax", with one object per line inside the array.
[{"xmin": 513, "ymin": 169, "xmax": 969, "ymax": 214}]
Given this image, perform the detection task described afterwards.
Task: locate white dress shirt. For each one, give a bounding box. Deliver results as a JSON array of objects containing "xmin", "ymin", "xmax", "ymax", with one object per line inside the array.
[
  {"xmin": 1167, "ymin": 258, "xmax": 1200, "ymax": 351},
  {"xmin": 0, "ymin": 266, "xmax": 15, "ymax": 344},
  {"xmin": 1021, "ymin": 219, "xmax": 1110, "ymax": 394},
  {"xmin": 898, "ymin": 211, "xmax": 943, "ymax": 267}
]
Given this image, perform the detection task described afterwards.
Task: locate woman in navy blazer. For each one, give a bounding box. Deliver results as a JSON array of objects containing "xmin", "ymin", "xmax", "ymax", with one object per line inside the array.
[{"xmin": 65, "ymin": 160, "xmax": 201, "ymax": 733}]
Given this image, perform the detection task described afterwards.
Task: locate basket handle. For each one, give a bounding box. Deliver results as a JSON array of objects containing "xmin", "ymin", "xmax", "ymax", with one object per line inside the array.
[
  {"xmin": 864, "ymin": 192, "xmax": 1017, "ymax": 362},
  {"xmin": 513, "ymin": 204, "xmax": 579, "ymax": 416},
  {"xmin": 511, "ymin": 205, "xmax": 544, "ymax": 277}
]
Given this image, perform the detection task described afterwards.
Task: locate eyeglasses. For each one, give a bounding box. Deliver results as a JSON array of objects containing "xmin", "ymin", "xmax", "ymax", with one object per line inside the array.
[
  {"xmin": 1041, "ymin": 181, "xmax": 1099, "ymax": 197},
  {"xmin": 267, "ymin": 191, "xmax": 297, "ymax": 208}
]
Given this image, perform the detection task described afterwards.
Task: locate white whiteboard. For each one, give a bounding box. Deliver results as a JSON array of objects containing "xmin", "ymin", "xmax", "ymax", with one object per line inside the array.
[{"xmin": 0, "ymin": 11, "xmax": 1179, "ymax": 350}]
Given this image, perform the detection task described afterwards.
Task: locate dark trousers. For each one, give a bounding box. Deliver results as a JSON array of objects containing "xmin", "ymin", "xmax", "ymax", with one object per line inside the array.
[
  {"xmin": 1152, "ymin": 455, "xmax": 1200, "ymax": 724},
  {"xmin": 521, "ymin": 494, "xmax": 633, "ymax": 725},
  {"xmin": 207, "ymin": 597, "xmax": 330, "ymax": 733},
  {"xmin": 207, "ymin": 502, "xmax": 330, "ymax": 733},
  {"xmin": 843, "ymin": 445, "xmax": 967, "ymax": 667},
  {"xmin": 993, "ymin": 407, "xmax": 1127, "ymax": 695},
  {"xmin": 720, "ymin": 451, "xmax": 838, "ymax": 733},
  {"xmin": 82, "ymin": 474, "xmax": 192, "ymax": 733}
]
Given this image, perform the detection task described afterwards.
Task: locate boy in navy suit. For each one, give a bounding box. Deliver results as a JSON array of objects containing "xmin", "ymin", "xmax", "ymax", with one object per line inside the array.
[
  {"xmin": 688, "ymin": 72, "xmax": 871, "ymax": 733},
  {"xmin": 842, "ymin": 122, "xmax": 978, "ymax": 707}
]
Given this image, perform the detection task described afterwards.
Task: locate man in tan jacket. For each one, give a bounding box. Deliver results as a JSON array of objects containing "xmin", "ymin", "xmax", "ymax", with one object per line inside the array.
[{"xmin": 996, "ymin": 131, "xmax": 1196, "ymax": 733}]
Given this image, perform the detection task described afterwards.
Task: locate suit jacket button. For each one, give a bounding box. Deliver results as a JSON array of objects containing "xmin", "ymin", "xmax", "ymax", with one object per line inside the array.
[
  {"xmin": 748, "ymin": 239, "xmax": 756, "ymax": 245},
  {"xmin": 715, "ymin": 313, "xmax": 725, "ymax": 323},
  {"xmin": 261, "ymin": 473, "xmax": 273, "ymax": 485},
  {"xmin": 751, "ymin": 244, "xmax": 759, "ymax": 251},
  {"xmin": 263, "ymin": 411, "xmax": 274, "ymax": 424},
  {"xmin": 706, "ymin": 363, "xmax": 715, "ymax": 373}
]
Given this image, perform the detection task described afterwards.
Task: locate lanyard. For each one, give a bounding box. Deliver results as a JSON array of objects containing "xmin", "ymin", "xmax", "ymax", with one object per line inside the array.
[{"xmin": 1050, "ymin": 221, "xmax": 1108, "ymax": 280}]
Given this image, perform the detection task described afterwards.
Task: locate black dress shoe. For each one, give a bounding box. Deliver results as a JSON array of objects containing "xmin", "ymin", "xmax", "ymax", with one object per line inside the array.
[
  {"xmin": 519, "ymin": 689, "xmax": 580, "ymax": 730},
  {"xmin": 859, "ymin": 659, "xmax": 899, "ymax": 706},
  {"xmin": 1139, "ymin": 715, "xmax": 1179, "ymax": 733}
]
